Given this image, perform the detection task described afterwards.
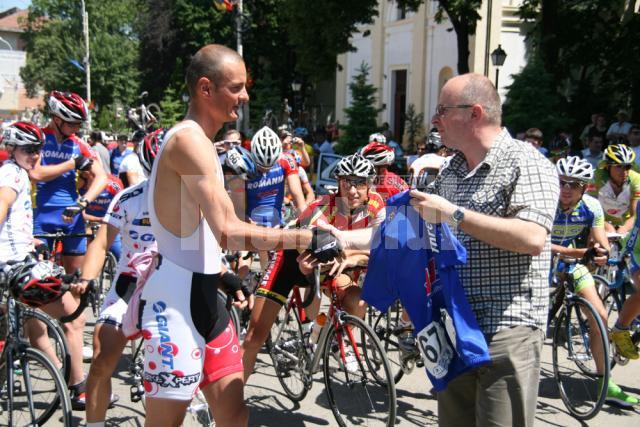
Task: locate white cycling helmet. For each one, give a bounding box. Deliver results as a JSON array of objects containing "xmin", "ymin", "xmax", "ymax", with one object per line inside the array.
[
  {"xmin": 47, "ymin": 91, "xmax": 88, "ymax": 123},
  {"xmin": 368, "ymin": 132, "xmax": 386, "ymax": 144},
  {"xmin": 251, "ymin": 126, "xmax": 282, "ymax": 168},
  {"xmin": 556, "ymin": 156, "xmax": 594, "ymax": 182},
  {"xmin": 333, "ymin": 154, "xmax": 376, "ymax": 179}
]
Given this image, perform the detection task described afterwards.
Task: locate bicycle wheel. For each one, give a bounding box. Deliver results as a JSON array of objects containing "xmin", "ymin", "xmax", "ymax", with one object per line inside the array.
[
  {"xmin": 552, "ymin": 297, "xmax": 609, "ymax": 420},
  {"xmin": 186, "ymin": 389, "xmax": 214, "ymax": 426},
  {"xmin": 367, "ymin": 304, "xmax": 405, "ymax": 384},
  {"xmin": 0, "ymin": 347, "xmax": 72, "ymax": 426},
  {"xmin": 268, "ymin": 304, "xmax": 310, "ymax": 401},
  {"xmin": 21, "ymin": 308, "xmax": 71, "ymax": 384},
  {"xmin": 97, "ymin": 251, "xmax": 118, "ymax": 317},
  {"xmin": 323, "ymin": 314, "xmax": 396, "ymax": 427}
]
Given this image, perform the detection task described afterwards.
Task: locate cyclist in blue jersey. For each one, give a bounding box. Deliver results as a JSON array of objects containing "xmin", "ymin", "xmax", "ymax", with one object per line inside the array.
[
  {"xmin": 551, "ymin": 156, "xmax": 639, "ymax": 407},
  {"xmin": 108, "ymin": 133, "xmax": 133, "ymax": 176},
  {"xmin": 246, "ymin": 126, "xmax": 307, "ymax": 269},
  {"xmin": 78, "ymin": 172, "xmax": 124, "ymax": 260},
  {"xmin": 30, "ymin": 91, "xmax": 108, "ymax": 275}
]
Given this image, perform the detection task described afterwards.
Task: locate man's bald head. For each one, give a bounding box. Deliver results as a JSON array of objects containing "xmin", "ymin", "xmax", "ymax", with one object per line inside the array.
[
  {"xmin": 186, "ymin": 44, "xmax": 244, "ymax": 96},
  {"xmin": 447, "ymin": 73, "xmax": 502, "ymax": 125}
]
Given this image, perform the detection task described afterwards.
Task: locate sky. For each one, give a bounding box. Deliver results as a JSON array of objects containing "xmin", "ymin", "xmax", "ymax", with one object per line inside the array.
[{"xmin": 0, "ymin": 0, "xmax": 30, "ymax": 12}]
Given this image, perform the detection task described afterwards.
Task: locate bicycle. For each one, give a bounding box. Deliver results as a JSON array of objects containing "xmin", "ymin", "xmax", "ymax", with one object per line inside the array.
[
  {"xmin": 548, "ymin": 256, "xmax": 610, "ymax": 420},
  {"xmin": 95, "ymin": 249, "xmax": 118, "ymax": 318},
  {"xmin": 0, "ymin": 259, "xmax": 93, "ymax": 426},
  {"xmin": 127, "ymin": 91, "xmax": 161, "ymax": 132},
  {"xmin": 127, "ymin": 288, "xmax": 237, "ymax": 426},
  {"xmin": 268, "ymin": 268, "xmax": 396, "ymax": 426},
  {"xmin": 367, "ymin": 301, "xmax": 423, "ymax": 384}
]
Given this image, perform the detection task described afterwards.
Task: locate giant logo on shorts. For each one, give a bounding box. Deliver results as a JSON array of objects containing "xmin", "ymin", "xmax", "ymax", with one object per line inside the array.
[
  {"xmin": 153, "ymin": 301, "xmax": 179, "ymax": 369},
  {"xmin": 144, "ymin": 371, "xmax": 200, "ymax": 388}
]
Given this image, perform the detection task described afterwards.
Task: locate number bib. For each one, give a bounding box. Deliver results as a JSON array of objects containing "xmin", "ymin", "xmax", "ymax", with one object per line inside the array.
[{"xmin": 416, "ymin": 320, "xmax": 454, "ymax": 379}]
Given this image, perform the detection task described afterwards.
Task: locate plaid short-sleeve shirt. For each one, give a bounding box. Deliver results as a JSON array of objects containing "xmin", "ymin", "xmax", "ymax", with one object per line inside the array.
[{"xmin": 429, "ymin": 129, "xmax": 559, "ymax": 335}]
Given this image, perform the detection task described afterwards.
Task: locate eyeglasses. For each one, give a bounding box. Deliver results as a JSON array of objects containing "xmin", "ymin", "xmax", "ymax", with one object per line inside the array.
[
  {"xmin": 339, "ymin": 177, "xmax": 368, "ymax": 190},
  {"xmin": 436, "ymin": 104, "xmax": 474, "ymax": 116},
  {"xmin": 610, "ymin": 164, "xmax": 633, "ymax": 171},
  {"xmin": 559, "ymin": 179, "xmax": 585, "ymax": 189},
  {"xmin": 17, "ymin": 145, "xmax": 42, "ymax": 155}
]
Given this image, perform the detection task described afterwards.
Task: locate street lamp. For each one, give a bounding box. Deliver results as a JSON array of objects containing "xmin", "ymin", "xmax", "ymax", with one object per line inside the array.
[
  {"xmin": 490, "ymin": 44, "xmax": 507, "ymax": 89},
  {"xmin": 291, "ymin": 80, "xmax": 302, "ymax": 93}
]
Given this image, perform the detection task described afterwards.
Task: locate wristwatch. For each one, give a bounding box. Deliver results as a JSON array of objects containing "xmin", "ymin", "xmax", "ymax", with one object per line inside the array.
[
  {"xmin": 77, "ymin": 196, "xmax": 89, "ymax": 207},
  {"xmin": 450, "ymin": 206, "xmax": 466, "ymax": 228}
]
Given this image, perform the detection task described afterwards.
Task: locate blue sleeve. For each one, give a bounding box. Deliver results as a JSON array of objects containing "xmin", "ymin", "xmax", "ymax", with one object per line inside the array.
[
  {"xmin": 362, "ymin": 223, "xmax": 398, "ymax": 312},
  {"xmin": 436, "ymin": 224, "xmax": 467, "ymax": 268}
]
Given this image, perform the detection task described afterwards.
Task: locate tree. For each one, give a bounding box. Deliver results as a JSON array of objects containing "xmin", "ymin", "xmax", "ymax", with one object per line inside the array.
[
  {"xmin": 514, "ymin": 0, "xmax": 640, "ymax": 132},
  {"xmin": 158, "ymin": 86, "xmax": 186, "ymax": 128},
  {"xmin": 338, "ymin": 62, "xmax": 382, "ymax": 154},
  {"xmin": 502, "ymin": 60, "xmax": 571, "ymax": 143},
  {"xmin": 405, "ymin": 104, "xmax": 425, "ymax": 151},
  {"xmin": 21, "ymin": 0, "xmax": 141, "ymax": 109}
]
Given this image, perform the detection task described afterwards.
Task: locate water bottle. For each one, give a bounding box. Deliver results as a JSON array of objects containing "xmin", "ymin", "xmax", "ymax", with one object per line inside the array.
[{"xmin": 309, "ymin": 313, "xmax": 327, "ymax": 345}]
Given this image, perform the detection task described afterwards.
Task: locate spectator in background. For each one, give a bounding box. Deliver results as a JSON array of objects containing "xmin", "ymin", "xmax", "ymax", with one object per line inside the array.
[
  {"xmin": 607, "ymin": 110, "xmax": 633, "ymax": 143},
  {"xmin": 524, "ymin": 128, "xmax": 548, "ymax": 157},
  {"xmin": 89, "ymin": 131, "xmax": 111, "ymax": 173},
  {"xmin": 109, "ymin": 133, "xmax": 132, "ymax": 175},
  {"xmin": 217, "ymin": 128, "xmax": 241, "ymax": 164},
  {"xmin": 382, "ymin": 129, "xmax": 405, "ymax": 165},
  {"xmin": 118, "ymin": 132, "xmax": 147, "ymax": 187},
  {"xmin": 579, "ymin": 113, "xmax": 599, "ymax": 147},
  {"xmin": 406, "ymin": 141, "xmax": 428, "ymax": 168},
  {"xmin": 628, "ymin": 125, "xmax": 640, "ymax": 168},
  {"xmin": 315, "ymin": 131, "xmax": 334, "ymax": 154},
  {"xmin": 581, "ymin": 129, "xmax": 606, "ymax": 169}
]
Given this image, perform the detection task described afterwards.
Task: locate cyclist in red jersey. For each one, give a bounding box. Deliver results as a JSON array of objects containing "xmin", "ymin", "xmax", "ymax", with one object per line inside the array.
[
  {"xmin": 361, "ymin": 137, "xmax": 408, "ymax": 201},
  {"xmin": 242, "ymin": 154, "xmax": 385, "ymax": 380}
]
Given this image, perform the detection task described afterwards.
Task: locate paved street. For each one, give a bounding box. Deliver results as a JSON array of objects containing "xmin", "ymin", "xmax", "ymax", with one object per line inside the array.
[{"xmin": 49, "ymin": 314, "xmax": 640, "ymax": 426}]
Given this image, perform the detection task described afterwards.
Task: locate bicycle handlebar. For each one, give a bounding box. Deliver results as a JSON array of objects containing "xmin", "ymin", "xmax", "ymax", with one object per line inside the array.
[{"xmin": 59, "ymin": 278, "xmax": 94, "ymax": 323}]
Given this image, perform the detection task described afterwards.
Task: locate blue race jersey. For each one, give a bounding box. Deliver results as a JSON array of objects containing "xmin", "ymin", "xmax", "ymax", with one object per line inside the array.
[
  {"xmin": 109, "ymin": 148, "xmax": 133, "ymax": 176},
  {"xmin": 36, "ymin": 127, "xmax": 96, "ymax": 208},
  {"xmin": 245, "ymin": 156, "xmax": 298, "ymax": 227},
  {"xmin": 363, "ymin": 190, "xmax": 490, "ymax": 391},
  {"xmin": 80, "ymin": 175, "xmax": 123, "ymax": 218}
]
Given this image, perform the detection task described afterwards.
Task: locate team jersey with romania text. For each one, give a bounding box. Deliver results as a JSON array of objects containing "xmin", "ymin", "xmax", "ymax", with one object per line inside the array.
[
  {"xmin": 376, "ymin": 169, "xmax": 409, "ymax": 202},
  {"xmin": 297, "ymin": 191, "xmax": 385, "ymax": 229},
  {"xmin": 36, "ymin": 128, "xmax": 96, "ymax": 207},
  {"xmin": 362, "ymin": 191, "xmax": 490, "ymax": 391},
  {"xmin": 0, "ymin": 161, "xmax": 33, "ymax": 261},
  {"xmin": 103, "ymin": 181, "xmax": 155, "ymax": 276},
  {"xmin": 80, "ymin": 175, "xmax": 123, "ymax": 218},
  {"xmin": 588, "ymin": 169, "xmax": 640, "ymax": 226},
  {"xmin": 551, "ymin": 194, "xmax": 604, "ymax": 247},
  {"xmin": 246, "ymin": 155, "xmax": 298, "ymax": 227}
]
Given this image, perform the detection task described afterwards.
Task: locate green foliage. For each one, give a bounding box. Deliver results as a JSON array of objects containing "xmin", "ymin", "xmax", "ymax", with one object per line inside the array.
[
  {"xmin": 502, "ymin": 60, "xmax": 571, "ymax": 143},
  {"xmin": 284, "ymin": 0, "xmax": 378, "ymax": 80},
  {"xmin": 338, "ymin": 62, "xmax": 381, "ymax": 154},
  {"xmin": 404, "ymin": 104, "xmax": 425, "ymax": 152},
  {"xmin": 158, "ymin": 86, "xmax": 186, "ymax": 128},
  {"xmin": 248, "ymin": 71, "xmax": 285, "ymax": 131},
  {"xmin": 94, "ymin": 104, "xmax": 128, "ymax": 134},
  {"xmin": 21, "ymin": 0, "xmax": 141, "ymax": 109},
  {"xmin": 513, "ymin": 0, "xmax": 640, "ymax": 133}
]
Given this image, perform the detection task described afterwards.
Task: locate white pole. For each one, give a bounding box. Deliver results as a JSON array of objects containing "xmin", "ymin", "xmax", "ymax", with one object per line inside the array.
[
  {"xmin": 81, "ymin": 0, "xmax": 92, "ymax": 130},
  {"xmin": 236, "ymin": 0, "xmax": 248, "ymax": 132}
]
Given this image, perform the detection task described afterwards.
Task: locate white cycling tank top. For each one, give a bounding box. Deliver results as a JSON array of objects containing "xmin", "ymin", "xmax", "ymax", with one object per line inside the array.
[{"xmin": 148, "ymin": 120, "xmax": 222, "ymax": 274}]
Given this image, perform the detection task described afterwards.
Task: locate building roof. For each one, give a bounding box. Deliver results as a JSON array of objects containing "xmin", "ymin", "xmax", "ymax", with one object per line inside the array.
[{"xmin": 0, "ymin": 8, "xmax": 28, "ymax": 33}]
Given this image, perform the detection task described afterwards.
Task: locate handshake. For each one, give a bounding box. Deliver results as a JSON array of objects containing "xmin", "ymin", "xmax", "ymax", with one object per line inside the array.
[{"xmin": 307, "ymin": 227, "xmax": 343, "ymax": 263}]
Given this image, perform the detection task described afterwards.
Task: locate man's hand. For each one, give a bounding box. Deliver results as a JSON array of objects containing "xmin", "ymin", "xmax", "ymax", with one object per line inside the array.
[
  {"xmin": 69, "ymin": 279, "xmax": 92, "ymax": 297},
  {"xmin": 309, "ymin": 227, "xmax": 343, "ymax": 263},
  {"xmin": 592, "ymin": 243, "xmax": 609, "ymax": 266},
  {"xmin": 409, "ymin": 190, "xmax": 457, "ymax": 224},
  {"xmin": 73, "ymin": 154, "xmax": 93, "ymax": 171},
  {"xmin": 62, "ymin": 202, "xmax": 87, "ymax": 223},
  {"xmin": 232, "ymin": 287, "xmax": 254, "ymax": 311}
]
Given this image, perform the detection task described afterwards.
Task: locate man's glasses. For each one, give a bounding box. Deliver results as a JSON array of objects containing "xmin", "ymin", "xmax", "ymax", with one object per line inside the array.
[
  {"xmin": 339, "ymin": 177, "xmax": 368, "ymax": 190},
  {"xmin": 610, "ymin": 164, "xmax": 633, "ymax": 171},
  {"xmin": 436, "ymin": 104, "xmax": 474, "ymax": 116},
  {"xmin": 559, "ymin": 179, "xmax": 585, "ymax": 189}
]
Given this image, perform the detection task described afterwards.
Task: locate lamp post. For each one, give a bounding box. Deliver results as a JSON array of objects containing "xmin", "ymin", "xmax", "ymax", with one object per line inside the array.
[
  {"xmin": 291, "ymin": 79, "xmax": 302, "ymax": 127},
  {"xmin": 490, "ymin": 44, "xmax": 507, "ymax": 89}
]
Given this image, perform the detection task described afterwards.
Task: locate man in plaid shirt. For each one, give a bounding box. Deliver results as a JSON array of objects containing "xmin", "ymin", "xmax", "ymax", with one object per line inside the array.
[{"xmin": 410, "ymin": 73, "xmax": 559, "ymax": 426}]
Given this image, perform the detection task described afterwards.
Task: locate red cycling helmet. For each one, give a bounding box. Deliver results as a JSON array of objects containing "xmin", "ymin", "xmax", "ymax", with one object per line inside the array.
[
  {"xmin": 2, "ymin": 121, "xmax": 44, "ymax": 147},
  {"xmin": 10, "ymin": 260, "xmax": 65, "ymax": 308},
  {"xmin": 360, "ymin": 142, "xmax": 395, "ymax": 166},
  {"xmin": 138, "ymin": 128, "xmax": 165, "ymax": 175},
  {"xmin": 48, "ymin": 91, "xmax": 88, "ymax": 123}
]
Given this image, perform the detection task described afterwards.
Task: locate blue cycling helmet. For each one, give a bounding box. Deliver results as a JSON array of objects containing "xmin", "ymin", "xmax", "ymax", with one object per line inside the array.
[{"xmin": 225, "ymin": 146, "xmax": 258, "ymax": 180}]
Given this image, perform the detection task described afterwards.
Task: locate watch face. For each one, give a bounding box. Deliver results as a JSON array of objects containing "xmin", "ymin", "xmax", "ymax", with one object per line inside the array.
[{"xmin": 453, "ymin": 209, "xmax": 464, "ymax": 222}]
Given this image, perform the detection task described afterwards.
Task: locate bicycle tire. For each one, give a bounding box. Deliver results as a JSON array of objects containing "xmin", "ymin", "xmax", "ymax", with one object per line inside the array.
[
  {"xmin": 268, "ymin": 304, "xmax": 310, "ymax": 402},
  {"xmin": 323, "ymin": 314, "xmax": 396, "ymax": 427},
  {"xmin": 0, "ymin": 347, "xmax": 72, "ymax": 426},
  {"xmin": 96, "ymin": 251, "xmax": 118, "ymax": 317},
  {"xmin": 552, "ymin": 296, "xmax": 609, "ymax": 420},
  {"xmin": 367, "ymin": 304, "xmax": 405, "ymax": 384},
  {"xmin": 21, "ymin": 307, "xmax": 71, "ymax": 384}
]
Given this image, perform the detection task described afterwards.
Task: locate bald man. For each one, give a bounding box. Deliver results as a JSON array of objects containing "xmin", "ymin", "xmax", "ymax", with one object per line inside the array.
[
  {"xmin": 409, "ymin": 74, "xmax": 559, "ymax": 426},
  {"xmin": 131, "ymin": 44, "xmax": 332, "ymax": 427}
]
